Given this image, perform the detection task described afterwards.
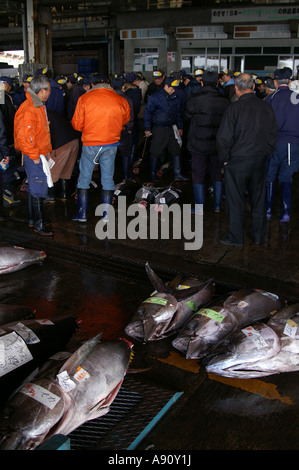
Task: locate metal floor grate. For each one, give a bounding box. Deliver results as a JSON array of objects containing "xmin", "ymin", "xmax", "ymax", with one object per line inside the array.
[{"xmin": 69, "ymin": 375, "xmax": 181, "ymax": 450}]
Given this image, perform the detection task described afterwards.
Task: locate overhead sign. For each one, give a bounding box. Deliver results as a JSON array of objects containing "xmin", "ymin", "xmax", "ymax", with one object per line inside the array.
[{"xmin": 212, "ymin": 6, "xmax": 299, "ymax": 23}]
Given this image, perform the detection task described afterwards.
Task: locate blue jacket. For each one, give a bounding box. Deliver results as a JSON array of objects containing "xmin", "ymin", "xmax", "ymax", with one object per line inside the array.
[
  {"xmin": 13, "ymin": 85, "xmax": 26, "ymax": 108},
  {"xmin": 266, "ymin": 85, "xmax": 299, "ymax": 143},
  {"xmin": 0, "ymin": 109, "xmax": 9, "ymax": 158},
  {"xmin": 144, "ymin": 88, "xmax": 183, "ymax": 131},
  {"xmin": 46, "ymin": 78, "xmax": 65, "ymax": 115}
]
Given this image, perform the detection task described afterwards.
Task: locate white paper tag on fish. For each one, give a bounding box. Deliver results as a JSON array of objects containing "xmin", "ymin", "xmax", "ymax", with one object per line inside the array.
[
  {"xmin": 73, "ymin": 366, "xmax": 90, "ymax": 382},
  {"xmin": 242, "ymin": 326, "xmax": 267, "ymax": 349},
  {"xmin": 57, "ymin": 371, "xmax": 76, "ymax": 392},
  {"xmin": 283, "ymin": 319, "xmax": 298, "ymax": 338},
  {"xmin": 0, "ymin": 332, "xmax": 33, "ymax": 377},
  {"xmin": 35, "ymin": 319, "xmax": 54, "ymax": 325},
  {"xmin": 254, "ymin": 289, "xmax": 279, "ymax": 300},
  {"xmin": 21, "ymin": 383, "xmax": 61, "ymax": 409},
  {"xmin": 237, "ymin": 301, "xmax": 248, "ymax": 309},
  {"xmin": 9, "ymin": 322, "xmax": 40, "ymax": 344}
]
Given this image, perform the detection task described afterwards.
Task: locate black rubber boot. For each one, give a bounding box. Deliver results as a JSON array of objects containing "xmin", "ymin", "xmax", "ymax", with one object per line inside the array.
[
  {"xmin": 32, "ymin": 197, "xmax": 53, "ymax": 235},
  {"xmin": 72, "ymin": 188, "xmax": 89, "ymax": 222},
  {"xmin": 44, "ymin": 185, "xmax": 56, "ymax": 204},
  {"xmin": 57, "ymin": 179, "xmax": 68, "ymax": 202},
  {"xmin": 0, "ymin": 176, "xmax": 8, "ymax": 221},
  {"xmin": 101, "ymin": 189, "xmax": 114, "ymax": 223}
]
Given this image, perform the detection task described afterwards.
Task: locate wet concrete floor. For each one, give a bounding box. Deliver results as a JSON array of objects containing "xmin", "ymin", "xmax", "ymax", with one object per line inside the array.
[{"xmin": 1, "ymin": 156, "xmax": 299, "ymax": 453}]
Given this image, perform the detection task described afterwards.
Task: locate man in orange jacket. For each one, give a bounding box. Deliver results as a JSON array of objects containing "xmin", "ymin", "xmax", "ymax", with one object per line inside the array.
[
  {"xmin": 14, "ymin": 75, "xmax": 53, "ymax": 235},
  {"xmin": 71, "ymin": 74, "xmax": 131, "ymax": 223}
]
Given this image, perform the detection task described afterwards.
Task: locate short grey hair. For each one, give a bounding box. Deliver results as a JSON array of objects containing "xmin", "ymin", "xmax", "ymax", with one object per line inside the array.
[
  {"xmin": 274, "ymin": 78, "xmax": 290, "ymax": 86},
  {"xmin": 30, "ymin": 75, "xmax": 50, "ymax": 94},
  {"xmin": 235, "ymin": 73, "xmax": 254, "ymax": 91}
]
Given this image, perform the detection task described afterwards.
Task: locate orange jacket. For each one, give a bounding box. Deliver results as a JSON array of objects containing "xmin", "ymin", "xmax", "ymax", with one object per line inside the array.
[
  {"xmin": 14, "ymin": 89, "xmax": 52, "ymax": 160},
  {"xmin": 71, "ymin": 84, "xmax": 131, "ymax": 146}
]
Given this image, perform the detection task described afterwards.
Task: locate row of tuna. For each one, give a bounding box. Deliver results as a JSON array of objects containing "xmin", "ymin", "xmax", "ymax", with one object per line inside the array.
[
  {"xmin": 124, "ymin": 262, "xmax": 299, "ymax": 379},
  {"xmin": 113, "ymin": 180, "xmax": 181, "ymax": 211},
  {"xmin": 1, "ymin": 247, "xmax": 298, "ymax": 450},
  {"xmin": 0, "ymin": 246, "xmax": 133, "ymax": 450}
]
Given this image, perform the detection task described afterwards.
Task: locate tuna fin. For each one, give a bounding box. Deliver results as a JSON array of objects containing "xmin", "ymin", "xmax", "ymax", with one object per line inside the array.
[
  {"xmin": 174, "ymin": 278, "xmax": 214, "ymax": 300},
  {"xmin": 145, "ymin": 261, "xmax": 171, "ymax": 294},
  {"xmin": 145, "ymin": 262, "xmax": 211, "ymax": 299},
  {"xmin": 167, "ymin": 273, "xmax": 183, "ymax": 289},
  {"xmin": 58, "ymin": 332, "xmax": 103, "ymax": 376}
]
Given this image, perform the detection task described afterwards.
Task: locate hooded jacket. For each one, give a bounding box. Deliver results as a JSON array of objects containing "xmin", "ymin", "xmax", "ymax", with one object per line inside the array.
[
  {"xmin": 71, "ymin": 83, "xmax": 131, "ymax": 146},
  {"xmin": 14, "ymin": 88, "xmax": 52, "ymax": 160}
]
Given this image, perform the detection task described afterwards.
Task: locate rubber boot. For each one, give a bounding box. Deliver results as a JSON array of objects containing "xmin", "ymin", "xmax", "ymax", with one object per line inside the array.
[
  {"xmin": 57, "ymin": 179, "xmax": 68, "ymax": 202},
  {"xmin": 28, "ymin": 192, "xmax": 51, "ymax": 228},
  {"xmin": 150, "ymin": 157, "xmax": 158, "ymax": 182},
  {"xmin": 72, "ymin": 188, "xmax": 89, "ymax": 222},
  {"xmin": 44, "ymin": 185, "xmax": 55, "ymax": 204},
  {"xmin": 280, "ymin": 182, "xmax": 291, "ymax": 223},
  {"xmin": 172, "ymin": 155, "xmax": 190, "ymax": 182},
  {"xmin": 266, "ymin": 181, "xmax": 275, "ymax": 219},
  {"xmin": 191, "ymin": 184, "xmax": 205, "ymax": 214},
  {"xmin": 101, "ymin": 189, "xmax": 114, "ymax": 223},
  {"xmin": 213, "ymin": 181, "xmax": 223, "ymax": 213},
  {"xmin": 0, "ymin": 186, "xmax": 7, "ymax": 221},
  {"xmin": 3, "ymin": 188, "xmax": 22, "ymax": 207},
  {"xmin": 27, "ymin": 192, "xmax": 34, "ymax": 227},
  {"xmin": 31, "ymin": 197, "xmax": 53, "ymax": 235},
  {"xmin": 122, "ymin": 156, "xmax": 131, "ymax": 180}
]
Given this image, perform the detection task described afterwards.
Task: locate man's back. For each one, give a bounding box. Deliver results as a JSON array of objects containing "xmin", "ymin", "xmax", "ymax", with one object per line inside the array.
[
  {"xmin": 71, "ymin": 85, "xmax": 130, "ymax": 146},
  {"xmin": 217, "ymin": 92, "xmax": 277, "ymax": 162},
  {"xmin": 266, "ymin": 85, "xmax": 299, "ymax": 142}
]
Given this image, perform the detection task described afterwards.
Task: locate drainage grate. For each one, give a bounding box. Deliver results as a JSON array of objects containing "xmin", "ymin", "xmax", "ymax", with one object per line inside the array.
[{"xmin": 69, "ymin": 375, "xmax": 181, "ymax": 450}]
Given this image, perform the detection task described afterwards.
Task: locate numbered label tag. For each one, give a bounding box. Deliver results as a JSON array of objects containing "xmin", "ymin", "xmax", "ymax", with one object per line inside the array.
[
  {"xmin": 283, "ymin": 319, "xmax": 298, "ymax": 339},
  {"xmin": 242, "ymin": 326, "xmax": 267, "ymax": 349},
  {"xmin": 21, "ymin": 383, "xmax": 61, "ymax": 410}
]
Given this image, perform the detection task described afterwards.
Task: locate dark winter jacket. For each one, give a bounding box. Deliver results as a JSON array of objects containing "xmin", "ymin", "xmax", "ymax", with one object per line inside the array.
[
  {"xmin": 184, "ymin": 85, "xmax": 229, "ymax": 155},
  {"xmin": 46, "ymin": 78, "xmax": 65, "ymax": 116},
  {"xmin": 67, "ymin": 85, "xmax": 86, "ymax": 121},
  {"xmin": 216, "ymin": 92, "xmax": 277, "ymax": 163},
  {"xmin": 184, "ymin": 78, "xmax": 203, "ymax": 101},
  {"xmin": 266, "ymin": 85, "xmax": 299, "ymax": 143},
  {"xmin": 124, "ymin": 84, "xmax": 142, "ymax": 123},
  {"xmin": 13, "ymin": 85, "xmax": 26, "ymax": 108},
  {"xmin": 0, "ymin": 109, "xmax": 9, "ymax": 157},
  {"xmin": 0, "ymin": 92, "xmax": 16, "ymax": 146},
  {"xmin": 144, "ymin": 88, "xmax": 183, "ymax": 131},
  {"xmin": 47, "ymin": 110, "xmax": 79, "ymax": 150}
]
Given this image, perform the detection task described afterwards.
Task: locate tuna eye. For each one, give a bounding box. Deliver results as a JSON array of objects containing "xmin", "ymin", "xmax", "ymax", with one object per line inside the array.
[{"xmin": 137, "ymin": 307, "xmax": 145, "ymax": 315}]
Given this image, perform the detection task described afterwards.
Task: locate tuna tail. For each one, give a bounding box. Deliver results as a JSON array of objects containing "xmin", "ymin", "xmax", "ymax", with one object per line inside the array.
[
  {"xmin": 59, "ymin": 333, "xmax": 103, "ymax": 376},
  {"xmin": 145, "ymin": 262, "xmax": 213, "ymax": 300}
]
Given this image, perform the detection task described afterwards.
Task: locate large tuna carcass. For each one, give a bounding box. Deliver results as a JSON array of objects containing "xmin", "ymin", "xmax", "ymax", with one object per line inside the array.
[
  {"xmin": 0, "ymin": 246, "xmax": 46, "ymax": 274},
  {"xmin": 124, "ymin": 262, "xmax": 214, "ymax": 342},
  {"xmin": 206, "ymin": 303, "xmax": 299, "ymax": 378},
  {"xmin": 0, "ymin": 334, "xmax": 133, "ymax": 450},
  {"xmin": 172, "ymin": 288, "xmax": 285, "ymax": 359}
]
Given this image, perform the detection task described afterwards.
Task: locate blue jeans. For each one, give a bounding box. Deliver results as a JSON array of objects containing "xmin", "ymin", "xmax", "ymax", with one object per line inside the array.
[
  {"xmin": 266, "ymin": 142, "xmax": 299, "ymax": 184},
  {"xmin": 77, "ymin": 145, "xmax": 118, "ymax": 191}
]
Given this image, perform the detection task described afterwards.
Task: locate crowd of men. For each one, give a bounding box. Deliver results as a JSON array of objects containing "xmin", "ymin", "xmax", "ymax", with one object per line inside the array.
[{"xmin": 0, "ymin": 64, "xmax": 298, "ymax": 246}]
